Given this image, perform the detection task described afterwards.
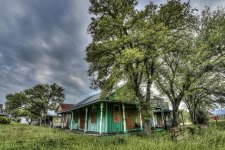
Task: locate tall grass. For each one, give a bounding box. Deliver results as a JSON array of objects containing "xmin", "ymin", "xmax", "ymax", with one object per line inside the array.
[{"xmin": 1, "ymin": 121, "xmax": 225, "ymax": 150}]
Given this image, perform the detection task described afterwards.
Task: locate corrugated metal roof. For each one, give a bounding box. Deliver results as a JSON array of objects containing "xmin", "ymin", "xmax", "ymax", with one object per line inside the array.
[
  {"xmin": 154, "ymin": 109, "xmax": 172, "ymax": 113},
  {"xmin": 59, "ymin": 93, "xmax": 169, "ymax": 114},
  {"xmin": 58, "ymin": 93, "xmax": 101, "ymax": 113},
  {"xmin": 0, "ymin": 113, "xmax": 8, "ymax": 116},
  {"xmin": 58, "ymin": 93, "xmax": 101, "ymax": 114},
  {"xmin": 72, "ymin": 93, "xmax": 100, "ymax": 109}
]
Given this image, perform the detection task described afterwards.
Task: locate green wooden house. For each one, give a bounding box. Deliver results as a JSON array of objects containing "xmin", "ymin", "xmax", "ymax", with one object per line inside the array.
[{"xmin": 59, "ymin": 94, "xmax": 173, "ymax": 134}]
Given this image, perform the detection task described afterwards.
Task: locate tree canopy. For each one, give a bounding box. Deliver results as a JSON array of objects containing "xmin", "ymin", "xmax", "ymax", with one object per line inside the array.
[
  {"xmin": 86, "ymin": 0, "xmax": 225, "ymax": 133},
  {"xmin": 5, "ymin": 83, "xmax": 65, "ymax": 125}
]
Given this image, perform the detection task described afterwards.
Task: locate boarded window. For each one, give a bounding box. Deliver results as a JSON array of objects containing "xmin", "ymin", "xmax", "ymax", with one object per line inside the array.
[
  {"xmin": 125, "ymin": 108, "xmax": 136, "ymax": 129},
  {"xmin": 91, "ymin": 107, "xmax": 97, "ymax": 123},
  {"xmin": 74, "ymin": 111, "xmax": 79, "ymax": 123},
  {"xmin": 113, "ymin": 105, "xmax": 121, "ymax": 123}
]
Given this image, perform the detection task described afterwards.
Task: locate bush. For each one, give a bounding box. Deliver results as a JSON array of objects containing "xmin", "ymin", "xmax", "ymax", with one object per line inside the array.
[
  {"xmin": 16, "ymin": 118, "xmax": 21, "ymax": 123},
  {"xmin": 0, "ymin": 116, "xmax": 11, "ymax": 124},
  {"xmin": 196, "ymin": 110, "xmax": 209, "ymax": 125}
]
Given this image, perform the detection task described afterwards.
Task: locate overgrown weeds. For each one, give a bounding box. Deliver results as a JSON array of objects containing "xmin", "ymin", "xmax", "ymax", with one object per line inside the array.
[{"xmin": 1, "ymin": 121, "xmax": 225, "ymax": 150}]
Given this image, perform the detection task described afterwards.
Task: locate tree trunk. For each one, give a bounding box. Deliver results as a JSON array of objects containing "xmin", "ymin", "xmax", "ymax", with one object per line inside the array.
[
  {"xmin": 142, "ymin": 100, "xmax": 152, "ymax": 135},
  {"xmin": 25, "ymin": 117, "xmax": 32, "ymax": 125},
  {"xmin": 143, "ymin": 120, "xmax": 151, "ymax": 135},
  {"xmin": 172, "ymin": 103, "xmax": 179, "ymax": 127},
  {"xmin": 189, "ymin": 110, "xmax": 195, "ymax": 124},
  {"xmin": 143, "ymin": 72, "xmax": 153, "ymax": 135},
  {"xmin": 39, "ymin": 117, "xmax": 42, "ymax": 126}
]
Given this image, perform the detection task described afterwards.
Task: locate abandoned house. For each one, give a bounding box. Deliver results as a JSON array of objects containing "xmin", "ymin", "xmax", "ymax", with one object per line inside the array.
[{"xmin": 59, "ymin": 93, "xmax": 173, "ymax": 134}]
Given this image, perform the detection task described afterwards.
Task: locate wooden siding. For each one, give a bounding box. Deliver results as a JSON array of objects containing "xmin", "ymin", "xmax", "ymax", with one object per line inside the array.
[
  {"xmin": 107, "ymin": 103, "xmax": 123, "ymax": 133},
  {"xmin": 70, "ymin": 102, "xmax": 142, "ymax": 133},
  {"xmin": 80, "ymin": 109, "xmax": 86, "ymax": 129}
]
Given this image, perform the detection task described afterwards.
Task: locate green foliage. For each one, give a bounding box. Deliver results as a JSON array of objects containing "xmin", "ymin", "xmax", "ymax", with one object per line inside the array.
[
  {"xmin": 86, "ymin": 0, "xmax": 225, "ymax": 129},
  {"xmin": 15, "ymin": 118, "xmax": 21, "ymax": 123},
  {"xmin": 180, "ymin": 110, "xmax": 191, "ymax": 123},
  {"xmin": 5, "ymin": 83, "xmax": 65, "ymax": 123},
  {"xmin": 195, "ymin": 110, "xmax": 209, "ymax": 125},
  {"xmin": 0, "ymin": 116, "xmax": 10, "ymax": 124}
]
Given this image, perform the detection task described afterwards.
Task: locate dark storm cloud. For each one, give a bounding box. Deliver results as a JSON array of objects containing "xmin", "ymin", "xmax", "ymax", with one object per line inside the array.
[
  {"xmin": 138, "ymin": 0, "xmax": 225, "ymax": 12},
  {"xmin": 1, "ymin": 0, "xmax": 225, "ymax": 105},
  {"xmin": 0, "ymin": 0, "xmax": 97, "ymax": 104}
]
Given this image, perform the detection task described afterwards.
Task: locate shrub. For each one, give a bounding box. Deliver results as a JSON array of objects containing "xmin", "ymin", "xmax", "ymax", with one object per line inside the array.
[
  {"xmin": 16, "ymin": 118, "xmax": 21, "ymax": 123},
  {"xmin": 0, "ymin": 116, "xmax": 11, "ymax": 124},
  {"xmin": 196, "ymin": 110, "xmax": 209, "ymax": 125}
]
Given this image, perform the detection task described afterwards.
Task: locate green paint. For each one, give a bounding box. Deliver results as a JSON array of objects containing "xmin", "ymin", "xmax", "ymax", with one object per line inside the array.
[
  {"xmin": 69, "ymin": 102, "xmax": 142, "ymax": 133},
  {"xmin": 70, "ymin": 111, "xmax": 74, "ymax": 130},
  {"xmin": 61, "ymin": 114, "xmax": 64, "ymax": 128},
  {"xmin": 107, "ymin": 103, "xmax": 123, "ymax": 133},
  {"xmin": 140, "ymin": 112, "xmax": 143, "ymax": 131},
  {"xmin": 99, "ymin": 102, "xmax": 103, "ymax": 134},
  {"xmin": 105, "ymin": 102, "xmax": 108, "ymax": 133}
]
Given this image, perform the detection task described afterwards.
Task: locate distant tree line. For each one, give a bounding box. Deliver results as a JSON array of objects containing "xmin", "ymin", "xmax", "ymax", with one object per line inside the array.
[
  {"xmin": 86, "ymin": 0, "xmax": 225, "ymax": 134},
  {"xmin": 5, "ymin": 83, "xmax": 64, "ymax": 125}
]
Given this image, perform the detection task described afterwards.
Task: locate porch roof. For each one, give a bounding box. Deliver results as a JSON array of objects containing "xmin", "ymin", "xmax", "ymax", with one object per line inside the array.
[
  {"xmin": 58, "ymin": 93, "xmax": 101, "ymax": 113},
  {"xmin": 154, "ymin": 109, "xmax": 172, "ymax": 113},
  {"xmin": 58, "ymin": 93, "xmax": 170, "ymax": 114},
  {"xmin": 58, "ymin": 93, "xmax": 139, "ymax": 114},
  {"xmin": 0, "ymin": 112, "xmax": 8, "ymax": 116}
]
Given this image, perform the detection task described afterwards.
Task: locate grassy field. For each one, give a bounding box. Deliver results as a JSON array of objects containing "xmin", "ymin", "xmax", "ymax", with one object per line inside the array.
[{"xmin": 1, "ymin": 121, "xmax": 225, "ymax": 150}]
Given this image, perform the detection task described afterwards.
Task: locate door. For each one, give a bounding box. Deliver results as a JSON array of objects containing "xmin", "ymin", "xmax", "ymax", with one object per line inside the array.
[
  {"xmin": 80, "ymin": 109, "xmax": 86, "ymax": 129},
  {"xmin": 125, "ymin": 107, "xmax": 136, "ymax": 130}
]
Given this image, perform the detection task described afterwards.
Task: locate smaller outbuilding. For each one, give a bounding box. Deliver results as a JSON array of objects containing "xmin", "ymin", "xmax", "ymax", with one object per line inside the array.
[{"xmin": 53, "ymin": 103, "xmax": 74, "ymax": 128}]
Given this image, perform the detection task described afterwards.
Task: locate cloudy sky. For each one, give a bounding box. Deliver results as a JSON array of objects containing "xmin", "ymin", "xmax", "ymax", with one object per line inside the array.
[{"xmin": 0, "ymin": 0, "xmax": 224, "ymax": 105}]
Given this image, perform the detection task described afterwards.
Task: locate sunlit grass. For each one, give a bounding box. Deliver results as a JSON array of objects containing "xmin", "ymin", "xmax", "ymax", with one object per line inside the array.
[{"xmin": 1, "ymin": 121, "xmax": 225, "ymax": 150}]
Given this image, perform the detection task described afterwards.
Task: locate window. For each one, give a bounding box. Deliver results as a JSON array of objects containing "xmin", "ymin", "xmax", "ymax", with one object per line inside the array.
[
  {"xmin": 113, "ymin": 105, "xmax": 121, "ymax": 123},
  {"xmin": 91, "ymin": 106, "xmax": 97, "ymax": 123}
]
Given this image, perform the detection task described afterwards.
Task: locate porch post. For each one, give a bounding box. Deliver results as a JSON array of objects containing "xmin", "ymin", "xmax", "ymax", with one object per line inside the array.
[
  {"xmin": 61, "ymin": 114, "xmax": 64, "ymax": 128},
  {"xmin": 139, "ymin": 111, "xmax": 143, "ymax": 131},
  {"xmin": 99, "ymin": 102, "xmax": 103, "ymax": 134},
  {"xmin": 105, "ymin": 102, "xmax": 108, "ymax": 133},
  {"xmin": 70, "ymin": 111, "xmax": 74, "ymax": 130},
  {"xmin": 161, "ymin": 109, "xmax": 166, "ymax": 128},
  {"xmin": 122, "ymin": 103, "xmax": 126, "ymax": 133},
  {"xmin": 152, "ymin": 113, "xmax": 155, "ymax": 128},
  {"xmin": 84, "ymin": 107, "xmax": 88, "ymax": 133}
]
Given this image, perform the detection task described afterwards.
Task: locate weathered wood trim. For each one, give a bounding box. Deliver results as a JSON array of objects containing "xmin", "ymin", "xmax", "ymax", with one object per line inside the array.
[
  {"xmin": 152, "ymin": 114, "xmax": 156, "ymax": 128},
  {"xmin": 99, "ymin": 102, "xmax": 103, "ymax": 134},
  {"xmin": 84, "ymin": 107, "xmax": 88, "ymax": 133},
  {"xmin": 122, "ymin": 103, "xmax": 127, "ymax": 133},
  {"xmin": 70, "ymin": 111, "xmax": 74, "ymax": 130},
  {"xmin": 161, "ymin": 109, "xmax": 165, "ymax": 128},
  {"xmin": 106, "ymin": 102, "xmax": 108, "ymax": 133},
  {"xmin": 139, "ymin": 111, "xmax": 143, "ymax": 131},
  {"xmin": 61, "ymin": 114, "xmax": 64, "ymax": 128}
]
